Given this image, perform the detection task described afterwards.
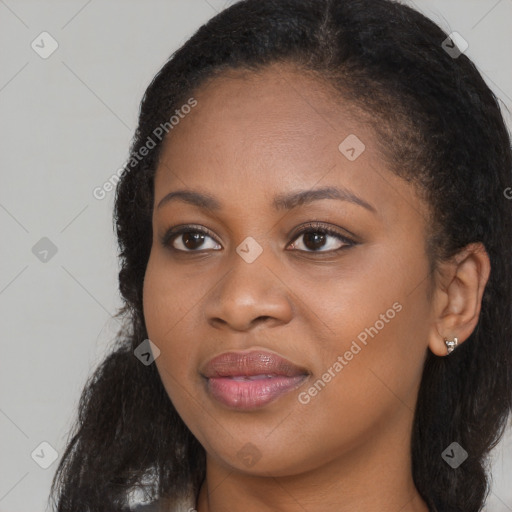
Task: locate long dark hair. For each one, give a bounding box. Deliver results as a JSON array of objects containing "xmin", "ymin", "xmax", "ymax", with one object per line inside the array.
[{"xmin": 49, "ymin": 1, "xmax": 512, "ymax": 511}]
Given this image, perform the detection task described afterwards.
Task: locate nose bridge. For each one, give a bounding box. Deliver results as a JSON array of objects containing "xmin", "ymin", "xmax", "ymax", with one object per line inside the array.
[{"xmin": 204, "ymin": 236, "xmax": 293, "ymax": 330}]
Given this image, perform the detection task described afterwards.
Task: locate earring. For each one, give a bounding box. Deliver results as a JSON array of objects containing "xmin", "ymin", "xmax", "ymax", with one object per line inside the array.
[{"xmin": 444, "ymin": 337, "xmax": 458, "ymax": 355}]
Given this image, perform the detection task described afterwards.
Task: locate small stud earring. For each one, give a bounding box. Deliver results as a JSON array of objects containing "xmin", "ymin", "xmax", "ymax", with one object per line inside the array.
[{"xmin": 444, "ymin": 337, "xmax": 458, "ymax": 355}]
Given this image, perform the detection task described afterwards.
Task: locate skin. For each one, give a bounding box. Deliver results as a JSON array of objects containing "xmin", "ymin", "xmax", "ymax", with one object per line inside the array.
[{"xmin": 142, "ymin": 62, "xmax": 490, "ymax": 512}]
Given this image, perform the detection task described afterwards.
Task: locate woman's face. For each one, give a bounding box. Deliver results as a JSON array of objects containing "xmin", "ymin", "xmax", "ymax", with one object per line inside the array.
[{"xmin": 143, "ymin": 63, "xmax": 435, "ymax": 477}]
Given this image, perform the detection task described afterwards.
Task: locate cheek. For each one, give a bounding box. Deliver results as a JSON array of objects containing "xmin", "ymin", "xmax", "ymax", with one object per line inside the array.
[
  {"xmin": 143, "ymin": 251, "xmax": 200, "ymax": 342},
  {"xmin": 304, "ymin": 249, "xmax": 430, "ymax": 415},
  {"xmin": 142, "ymin": 254, "xmax": 194, "ymax": 383},
  {"xmin": 142, "ymin": 251, "xmax": 222, "ymax": 415},
  {"xmin": 143, "ymin": 255, "xmax": 173, "ymax": 321},
  {"xmin": 295, "ymin": 302, "xmax": 427, "ymax": 460}
]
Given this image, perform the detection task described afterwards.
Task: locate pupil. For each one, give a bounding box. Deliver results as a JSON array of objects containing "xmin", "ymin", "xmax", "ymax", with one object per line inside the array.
[
  {"xmin": 304, "ymin": 232, "xmax": 325, "ymax": 250},
  {"xmin": 184, "ymin": 232, "xmax": 204, "ymax": 249}
]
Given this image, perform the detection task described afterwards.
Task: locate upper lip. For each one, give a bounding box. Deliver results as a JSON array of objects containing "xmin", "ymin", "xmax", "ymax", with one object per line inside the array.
[{"xmin": 201, "ymin": 350, "xmax": 309, "ymax": 378}]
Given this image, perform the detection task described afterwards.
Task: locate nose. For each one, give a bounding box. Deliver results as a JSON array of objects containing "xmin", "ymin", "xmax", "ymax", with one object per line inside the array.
[{"xmin": 203, "ymin": 251, "xmax": 294, "ymax": 332}]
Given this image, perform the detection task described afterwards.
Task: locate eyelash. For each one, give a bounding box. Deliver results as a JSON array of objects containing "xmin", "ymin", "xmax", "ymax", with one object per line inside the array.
[{"xmin": 160, "ymin": 222, "xmax": 356, "ymax": 255}]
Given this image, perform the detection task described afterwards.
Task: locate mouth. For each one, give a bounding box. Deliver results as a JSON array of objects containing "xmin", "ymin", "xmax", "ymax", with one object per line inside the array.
[{"xmin": 201, "ymin": 350, "xmax": 310, "ymax": 410}]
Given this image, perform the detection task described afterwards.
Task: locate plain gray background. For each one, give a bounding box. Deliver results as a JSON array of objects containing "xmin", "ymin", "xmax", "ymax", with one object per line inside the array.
[{"xmin": 1, "ymin": 1, "xmax": 511, "ymax": 510}]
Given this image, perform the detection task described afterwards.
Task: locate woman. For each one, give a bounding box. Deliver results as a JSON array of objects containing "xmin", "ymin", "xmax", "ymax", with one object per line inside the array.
[{"xmin": 49, "ymin": 0, "xmax": 512, "ymax": 511}]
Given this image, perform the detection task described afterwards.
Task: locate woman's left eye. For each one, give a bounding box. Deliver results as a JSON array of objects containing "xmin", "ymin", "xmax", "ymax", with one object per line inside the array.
[
  {"xmin": 288, "ymin": 223, "xmax": 355, "ymax": 253},
  {"xmin": 160, "ymin": 222, "xmax": 356, "ymax": 254}
]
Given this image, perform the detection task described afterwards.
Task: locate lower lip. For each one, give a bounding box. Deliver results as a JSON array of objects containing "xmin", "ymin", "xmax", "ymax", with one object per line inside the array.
[{"xmin": 205, "ymin": 375, "xmax": 308, "ymax": 409}]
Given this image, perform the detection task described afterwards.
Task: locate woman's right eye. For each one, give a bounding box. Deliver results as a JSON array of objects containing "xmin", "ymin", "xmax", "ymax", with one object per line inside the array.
[{"xmin": 161, "ymin": 226, "xmax": 221, "ymax": 252}]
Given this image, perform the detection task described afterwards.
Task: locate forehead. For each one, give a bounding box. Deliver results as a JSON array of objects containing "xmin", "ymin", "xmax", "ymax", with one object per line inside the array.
[
  {"xmin": 157, "ymin": 63, "xmax": 376, "ymax": 179},
  {"xmin": 153, "ymin": 62, "xmax": 427, "ymax": 228},
  {"xmin": 174, "ymin": 65, "xmax": 358, "ymax": 137}
]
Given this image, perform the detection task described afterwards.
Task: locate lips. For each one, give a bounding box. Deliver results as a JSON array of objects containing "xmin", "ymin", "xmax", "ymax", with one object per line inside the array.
[
  {"xmin": 201, "ymin": 350, "xmax": 309, "ymax": 409},
  {"xmin": 202, "ymin": 350, "xmax": 308, "ymax": 378}
]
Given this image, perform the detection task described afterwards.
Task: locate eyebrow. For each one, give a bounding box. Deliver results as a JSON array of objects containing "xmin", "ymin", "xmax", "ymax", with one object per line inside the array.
[{"xmin": 157, "ymin": 186, "xmax": 376, "ymax": 213}]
